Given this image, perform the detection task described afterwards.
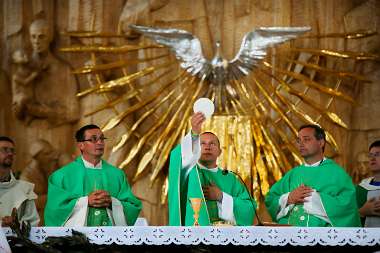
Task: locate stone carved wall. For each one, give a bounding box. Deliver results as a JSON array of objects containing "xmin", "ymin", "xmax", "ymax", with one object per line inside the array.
[
  {"xmin": 344, "ymin": 0, "xmax": 380, "ymax": 183},
  {"xmin": 0, "ymin": 0, "xmax": 379, "ymax": 225}
]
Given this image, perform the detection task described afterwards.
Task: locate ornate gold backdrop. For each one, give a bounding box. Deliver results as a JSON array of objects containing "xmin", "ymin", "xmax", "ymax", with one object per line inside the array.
[{"xmin": 0, "ymin": 0, "xmax": 379, "ymax": 225}]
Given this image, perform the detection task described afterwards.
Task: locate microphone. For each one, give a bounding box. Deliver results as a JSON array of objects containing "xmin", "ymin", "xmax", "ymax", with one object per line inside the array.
[{"xmin": 222, "ymin": 169, "xmax": 263, "ymax": 226}]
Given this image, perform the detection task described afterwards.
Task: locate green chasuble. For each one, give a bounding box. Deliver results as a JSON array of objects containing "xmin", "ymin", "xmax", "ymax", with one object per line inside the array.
[
  {"xmin": 265, "ymin": 159, "xmax": 360, "ymax": 227},
  {"xmin": 168, "ymin": 144, "xmax": 256, "ymax": 226},
  {"xmin": 44, "ymin": 157, "xmax": 142, "ymax": 226},
  {"xmin": 84, "ymin": 169, "xmax": 112, "ymax": 226}
]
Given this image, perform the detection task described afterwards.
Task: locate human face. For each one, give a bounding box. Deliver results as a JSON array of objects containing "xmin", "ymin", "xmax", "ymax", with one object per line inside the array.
[
  {"xmin": 199, "ymin": 133, "xmax": 221, "ymax": 167},
  {"xmin": 0, "ymin": 141, "xmax": 15, "ymax": 169},
  {"xmin": 29, "ymin": 24, "xmax": 51, "ymax": 54},
  {"xmin": 296, "ymin": 127, "xmax": 325, "ymax": 162},
  {"xmin": 369, "ymin": 146, "xmax": 380, "ymax": 173},
  {"xmin": 77, "ymin": 128, "xmax": 105, "ymax": 159}
]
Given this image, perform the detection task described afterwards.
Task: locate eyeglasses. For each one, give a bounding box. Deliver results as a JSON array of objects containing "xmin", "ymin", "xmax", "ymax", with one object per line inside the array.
[
  {"xmin": 82, "ymin": 136, "xmax": 107, "ymax": 143},
  {"xmin": 0, "ymin": 147, "xmax": 16, "ymax": 155},
  {"xmin": 296, "ymin": 137, "xmax": 313, "ymax": 144},
  {"xmin": 201, "ymin": 142, "xmax": 218, "ymax": 148},
  {"xmin": 368, "ymin": 153, "xmax": 380, "ymax": 159}
]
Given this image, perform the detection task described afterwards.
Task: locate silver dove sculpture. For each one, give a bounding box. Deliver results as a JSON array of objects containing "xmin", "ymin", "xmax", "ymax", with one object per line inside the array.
[{"xmin": 130, "ymin": 25, "xmax": 310, "ymax": 84}]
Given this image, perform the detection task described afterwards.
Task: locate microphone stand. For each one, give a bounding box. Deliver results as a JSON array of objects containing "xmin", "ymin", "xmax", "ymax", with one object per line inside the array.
[{"xmin": 222, "ymin": 169, "xmax": 263, "ymax": 226}]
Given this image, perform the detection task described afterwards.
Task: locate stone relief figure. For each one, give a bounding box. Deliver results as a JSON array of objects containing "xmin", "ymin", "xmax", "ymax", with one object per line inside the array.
[
  {"xmin": 351, "ymin": 151, "xmax": 370, "ymax": 184},
  {"xmin": 11, "ymin": 49, "xmax": 42, "ymax": 123},
  {"xmin": 20, "ymin": 139, "xmax": 71, "ymax": 223},
  {"xmin": 22, "ymin": 18, "xmax": 79, "ymax": 127},
  {"xmin": 0, "ymin": 69, "xmax": 11, "ymax": 132}
]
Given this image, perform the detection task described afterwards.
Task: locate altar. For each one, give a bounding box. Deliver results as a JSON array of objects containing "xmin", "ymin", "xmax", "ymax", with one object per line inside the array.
[{"xmin": 4, "ymin": 226, "xmax": 380, "ymax": 252}]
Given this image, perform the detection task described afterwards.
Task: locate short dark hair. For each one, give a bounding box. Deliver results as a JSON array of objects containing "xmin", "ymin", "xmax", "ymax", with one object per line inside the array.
[
  {"xmin": 369, "ymin": 140, "xmax": 380, "ymax": 151},
  {"xmin": 200, "ymin": 131, "xmax": 220, "ymax": 148},
  {"xmin": 0, "ymin": 136, "xmax": 15, "ymax": 144},
  {"xmin": 298, "ymin": 124, "xmax": 326, "ymax": 141},
  {"xmin": 75, "ymin": 124, "xmax": 100, "ymax": 142}
]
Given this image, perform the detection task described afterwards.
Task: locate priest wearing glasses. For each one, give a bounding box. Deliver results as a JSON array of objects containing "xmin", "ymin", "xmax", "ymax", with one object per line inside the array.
[
  {"xmin": 45, "ymin": 124, "xmax": 142, "ymax": 226},
  {"xmin": 265, "ymin": 124, "xmax": 360, "ymax": 226}
]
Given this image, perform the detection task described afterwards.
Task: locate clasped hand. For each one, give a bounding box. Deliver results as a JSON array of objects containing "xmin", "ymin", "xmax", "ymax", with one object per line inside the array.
[
  {"xmin": 1, "ymin": 208, "xmax": 18, "ymax": 227},
  {"xmin": 360, "ymin": 197, "xmax": 380, "ymax": 217},
  {"xmin": 202, "ymin": 183, "xmax": 222, "ymax": 201},
  {"xmin": 287, "ymin": 184, "xmax": 313, "ymax": 205},
  {"xmin": 1, "ymin": 216, "xmax": 14, "ymax": 227},
  {"xmin": 88, "ymin": 190, "xmax": 112, "ymax": 208}
]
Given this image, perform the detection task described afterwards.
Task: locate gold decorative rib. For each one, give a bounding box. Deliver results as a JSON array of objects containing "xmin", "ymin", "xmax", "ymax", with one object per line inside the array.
[
  {"xmin": 119, "ymin": 80, "xmax": 192, "ymax": 170},
  {"xmin": 150, "ymin": 78, "xmax": 205, "ymax": 183},
  {"xmin": 60, "ymin": 44, "xmax": 164, "ymax": 53},
  {"xmin": 112, "ymin": 83, "xmax": 179, "ymax": 153},
  {"xmin": 284, "ymin": 58, "xmax": 370, "ymax": 82},
  {"xmin": 133, "ymin": 89, "xmax": 190, "ymax": 180},
  {"xmin": 303, "ymin": 30, "xmax": 377, "ymax": 39},
  {"xmin": 84, "ymin": 68, "xmax": 174, "ymax": 117},
  {"xmin": 253, "ymin": 77, "xmax": 298, "ymax": 135},
  {"xmin": 102, "ymin": 70, "xmax": 186, "ymax": 131},
  {"xmin": 77, "ymin": 61, "xmax": 174, "ymax": 97},
  {"xmin": 259, "ymin": 68, "xmax": 349, "ymax": 130},
  {"xmin": 291, "ymin": 48, "xmax": 380, "ymax": 61},
  {"xmin": 263, "ymin": 62, "xmax": 355, "ymax": 104},
  {"xmin": 72, "ymin": 53, "xmax": 170, "ymax": 74},
  {"xmin": 62, "ymin": 30, "xmax": 135, "ymax": 38}
]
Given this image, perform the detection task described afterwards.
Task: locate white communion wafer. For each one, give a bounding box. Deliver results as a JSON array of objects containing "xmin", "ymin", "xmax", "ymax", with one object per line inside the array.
[{"xmin": 193, "ymin": 98, "xmax": 215, "ymax": 119}]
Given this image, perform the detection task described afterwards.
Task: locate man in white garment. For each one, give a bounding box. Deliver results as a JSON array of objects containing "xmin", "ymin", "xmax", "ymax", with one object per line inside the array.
[
  {"xmin": 356, "ymin": 140, "xmax": 380, "ymax": 227},
  {"xmin": 0, "ymin": 136, "xmax": 39, "ymax": 227},
  {"xmin": 168, "ymin": 112, "xmax": 256, "ymax": 226}
]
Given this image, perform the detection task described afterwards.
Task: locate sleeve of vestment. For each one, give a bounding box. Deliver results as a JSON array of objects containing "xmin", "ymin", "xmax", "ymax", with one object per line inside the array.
[
  {"xmin": 317, "ymin": 169, "xmax": 361, "ymax": 227},
  {"xmin": 113, "ymin": 170, "xmax": 142, "ymax": 225},
  {"xmin": 230, "ymin": 177, "xmax": 257, "ymax": 226},
  {"xmin": 265, "ymin": 171, "xmax": 292, "ymax": 222},
  {"xmin": 44, "ymin": 170, "xmax": 81, "ymax": 226}
]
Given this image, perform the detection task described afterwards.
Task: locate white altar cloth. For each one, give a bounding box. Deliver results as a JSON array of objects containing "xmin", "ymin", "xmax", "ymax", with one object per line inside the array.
[{"xmin": 3, "ymin": 226, "xmax": 380, "ymax": 246}]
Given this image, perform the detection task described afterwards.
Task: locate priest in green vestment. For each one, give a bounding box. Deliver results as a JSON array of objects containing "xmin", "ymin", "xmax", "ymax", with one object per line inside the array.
[
  {"xmin": 265, "ymin": 124, "xmax": 360, "ymax": 227},
  {"xmin": 356, "ymin": 140, "xmax": 380, "ymax": 227},
  {"xmin": 45, "ymin": 124, "xmax": 142, "ymax": 226},
  {"xmin": 168, "ymin": 112, "xmax": 257, "ymax": 226}
]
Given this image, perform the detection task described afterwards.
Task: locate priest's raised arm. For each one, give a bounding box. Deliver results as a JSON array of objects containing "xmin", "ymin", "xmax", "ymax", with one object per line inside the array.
[{"xmin": 168, "ymin": 112, "xmax": 256, "ymax": 226}]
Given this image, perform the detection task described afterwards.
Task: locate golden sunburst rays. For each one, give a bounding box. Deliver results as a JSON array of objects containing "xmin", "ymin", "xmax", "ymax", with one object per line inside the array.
[
  {"xmin": 290, "ymin": 48, "xmax": 380, "ymax": 61},
  {"xmin": 72, "ymin": 53, "xmax": 170, "ymax": 75},
  {"xmin": 63, "ymin": 28, "xmax": 378, "ymax": 204},
  {"xmin": 60, "ymin": 44, "xmax": 163, "ymax": 53},
  {"xmin": 121, "ymin": 75, "xmax": 198, "ymax": 172},
  {"xmin": 303, "ymin": 30, "xmax": 378, "ymax": 40}
]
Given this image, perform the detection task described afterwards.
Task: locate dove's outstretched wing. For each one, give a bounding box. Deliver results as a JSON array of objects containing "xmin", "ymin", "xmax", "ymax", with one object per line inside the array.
[
  {"xmin": 228, "ymin": 27, "xmax": 311, "ymax": 80},
  {"xmin": 130, "ymin": 25, "xmax": 210, "ymax": 79}
]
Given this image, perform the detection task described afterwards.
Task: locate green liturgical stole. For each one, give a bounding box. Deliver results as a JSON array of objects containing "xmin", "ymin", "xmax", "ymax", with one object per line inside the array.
[
  {"xmin": 197, "ymin": 166, "xmax": 221, "ymax": 223},
  {"xmin": 84, "ymin": 169, "xmax": 112, "ymax": 226},
  {"xmin": 168, "ymin": 144, "xmax": 256, "ymax": 226}
]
